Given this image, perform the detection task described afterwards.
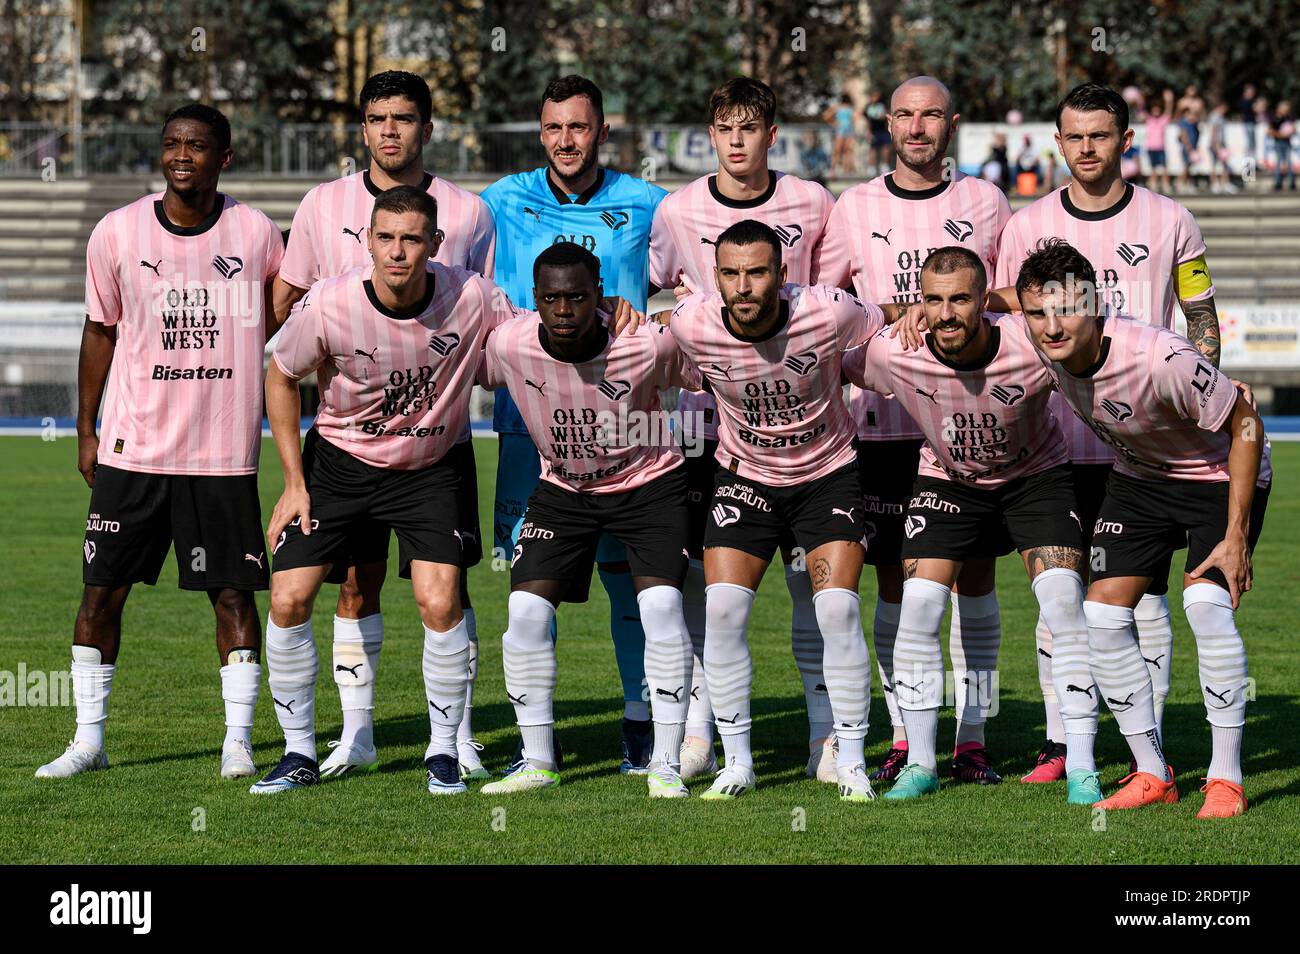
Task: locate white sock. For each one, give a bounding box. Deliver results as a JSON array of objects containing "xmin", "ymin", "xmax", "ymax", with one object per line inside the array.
[
  {"xmin": 1065, "ymin": 732, "xmax": 1097, "ymax": 774},
  {"xmin": 1184, "ymin": 583, "xmax": 1247, "ymax": 783},
  {"xmin": 219, "ymin": 660, "xmax": 260, "ymax": 747},
  {"xmin": 895, "ymin": 579, "xmax": 949, "ymax": 772},
  {"xmin": 422, "ymin": 617, "xmax": 470, "ymax": 760},
  {"xmin": 704, "ymin": 583, "xmax": 755, "ymax": 770},
  {"xmin": 71, "ymin": 645, "xmax": 113, "ymax": 751},
  {"xmin": 949, "ymin": 589, "xmax": 1000, "ymax": 746},
  {"xmin": 1032, "ymin": 568, "xmax": 1096, "ymax": 771},
  {"xmin": 786, "ymin": 566, "xmax": 834, "ymax": 742},
  {"xmin": 333, "ymin": 613, "xmax": 382, "ymax": 750},
  {"xmin": 811, "ymin": 587, "xmax": 870, "ymax": 769},
  {"xmin": 872, "ymin": 598, "xmax": 905, "ymax": 738},
  {"xmin": 638, "ymin": 585, "xmax": 692, "ymax": 770},
  {"xmin": 503, "ymin": 590, "xmax": 558, "ymax": 768},
  {"xmin": 1084, "ymin": 600, "xmax": 1166, "ymax": 780},
  {"xmin": 1034, "ymin": 613, "xmax": 1066, "ymax": 742},
  {"xmin": 1135, "ymin": 593, "xmax": 1173, "ymax": 744},
  {"xmin": 266, "ymin": 618, "xmax": 318, "ymax": 761},
  {"xmin": 682, "ymin": 560, "xmax": 713, "ymax": 744},
  {"xmin": 458, "ymin": 607, "xmax": 478, "ymax": 743}
]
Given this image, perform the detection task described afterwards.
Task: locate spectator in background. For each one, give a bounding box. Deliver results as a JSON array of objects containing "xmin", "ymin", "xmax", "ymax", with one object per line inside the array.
[
  {"xmin": 1145, "ymin": 97, "xmax": 1173, "ymax": 193},
  {"xmin": 800, "ymin": 129, "xmax": 831, "ymax": 187},
  {"xmin": 1176, "ymin": 84, "xmax": 1207, "ymax": 123},
  {"xmin": 1270, "ymin": 101, "xmax": 1296, "ymax": 191},
  {"xmin": 1041, "ymin": 148, "xmax": 1059, "ymax": 191},
  {"xmin": 982, "ymin": 132, "xmax": 1011, "ymax": 193},
  {"xmin": 863, "ymin": 89, "xmax": 891, "ymax": 177},
  {"xmin": 1176, "ymin": 105, "xmax": 1201, "ymax": 193},
  {"xmin": 1207, "ymin": 102, "xmax": 1236, "ymax": 193},
  {"xmin": 824, "ymin": 94, "xmax": 857, "ymax": 177},
  {"xmin": 1253, "ymin": 96, "xmax": 1271, "ymax": 164},
  {"xmin": 1015, "ymin": 134, "xmax": 1040, "ymax": 194},
  {"xmin": 1239, "ymin": 83, "xmax": 1258, "ymax": 158}
]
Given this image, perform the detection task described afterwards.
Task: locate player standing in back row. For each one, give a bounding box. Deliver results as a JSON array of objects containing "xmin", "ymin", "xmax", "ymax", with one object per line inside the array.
[
  {"xmin": 649, "ymin": 77, "xmax": 840, "ymax": 783},
  {"xmin": 996, "ymin": 83, "xmax": 1223, "ymax": 783},
  {"xmin": 272, "ymin": 71, "xmax": 497, "ymax": 782},
  {"xmin": 481, "ymin": 75, "xmax": 670, "ymax": 774},
  {"xmin": 38, "ymin": 105, "xmax": 284, "ymax": 781},
  {"xmin": 815, "ymin": 76, "xmax": 1012, "ymax": 786}
]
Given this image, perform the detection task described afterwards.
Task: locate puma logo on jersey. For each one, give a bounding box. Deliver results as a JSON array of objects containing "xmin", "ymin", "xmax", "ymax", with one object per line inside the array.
[
  {"xmin": 1116, "ymin": 242, "xmax": 1150, "ymax": 266},
  {"xmin": 428, "ymin": 332, "xmax": 461, "ymax": 356},
  {"xmin": 354, "ymin": 347, "xmax": 378, "ymax": 364},
  {"xmin": 871, "ymin": 229, "xmax": 892, "ymax": 244},
  {"xmin": 772, "ymin": 224, "xmax": 803, "ymax": 247},
  {"xmin": 831, "ymin": 507, "xmax": 856, "ymax": 521},
  {"xmin": 335, "ymin": 663, "xmax": 362, "ymax": 677},
  {"xmin": 712, "ymin": 504, "xmax": 741, "ymax": 528},
  {"xmin": 342, "ymin": 226, "xmax": 364, "ymax": 243},
  {"xmin": 1164, "ymin": 345, "xmax": 1197, "ymax": 363},
  {"xmin": 1106, "ymin": 692, "xmax": 1136, "ymax": 711},
  {"xmin": 525, "ymin": 379, "xmax": 546, "ymax": 394},
  {"xmin": 600, "ymin": 210, "xmax": 629, "ymax": 231},
  {"xmin": 212, "ymin": 254, "xmax": 244, "ymax": 278},
  {"xmin": 139, "ymin": 259, "xmax": 162, "ymax": 275},
  {"xmin": 990, "ymin": 384, "xmax": 1025, "ymax": 406},
  {"xmin": 783, "ymin": 352, "xmax": 818, "ymax": 375},
  {"xmin": 1191, "ymin": 267, "xmax": 1207, "ymax": 277},
  {"xmin": 915, "ymin": 387, "xmax": 939, "ymax": 405},
  {"xmin": 1068, "ymin": 510, "xmax": 1082, "ymax": 531},
  {"xmin": 708, "ymin": 363, "xmax": 735, "ymax": 380},
  {"xmin": 522, "ymin": 207, "xmax": 542, "ymax": 222},
  {"xmin": 903, "ymin": 514, "xmax": 927, "ymax": 538},
  {"xmin": 943, "ymin": 219, "xmax": 973, "ymax": 242},
  {"xmin": 699, "ymin": 236, "xmax": 718, "ymax": 246},
  {"xmin": 243, "ymin": 552, "xmax": 264, "ymax": 569},
  {"xmin": 598, "ymin": 378, "xmax": 631, "ymax": 401},
  {"xmin": 1101, "ymin": 399, "xmax": 1133, "ymax": 421}
]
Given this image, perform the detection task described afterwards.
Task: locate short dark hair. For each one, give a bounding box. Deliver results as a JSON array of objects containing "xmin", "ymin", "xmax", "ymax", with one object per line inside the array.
[
  {"xmin": 360, "ymin": 70, "xmax": 433, "ymax": 125},
  {"xmin": 1015, "ymin": 238, "xmax": 1097, "ymax": 299},
  {"xmin": 1055, "ymin": 82, "xmax": 1129, "ymax": 132},
  {"xmin": 540, "ymin": 75, "xmax": 605, "ymax": 128},
  {"xmin": 922, "ymin": 245, "xmax": 987, "ymax": 292},
  {"xmin": 533, "ymin": 241, "xmax": 601, "ymax": 288},
  {"xmin": 709, "ymin": 77, "xmax": 777, "ymax": 128},
  {"xmin": 370, "ymin": 185, "xmax": 438, "ymax": 238},
  {"xmin": 715, "ymin": 219, "xmax": 782, "ymax": 266},
  {"xmin": 162, "ymin": 103, "xmax": 231, "ymax": 152}
]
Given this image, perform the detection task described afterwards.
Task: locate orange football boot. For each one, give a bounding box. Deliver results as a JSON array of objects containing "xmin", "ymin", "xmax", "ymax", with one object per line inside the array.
[
  {"xmin": 1197, "ymin": 778, "xmax": 1247, "ymax": 818},
  {"xmin": 1093, "ymin": 768, "xmax": 1178, "ymax": 810}
]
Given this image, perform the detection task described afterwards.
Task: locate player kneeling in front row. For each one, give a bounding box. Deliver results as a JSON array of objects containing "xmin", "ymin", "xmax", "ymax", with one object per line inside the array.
[
  {"xmin": 845, "ymin": 246, "xmax": 1097, "ymax": 803},
  {"xmin": 251, "ymin": 186, "xmax": 514, "ymax": 796},
  {"xmin": 477, "ymin": 243, "xmax": 697, "ymax": 798},
  {"xmin": 664, "ymin": 220, "xmax": 888, "ymax": 802},
  {"xmin": 1019, "ymin": 239, "xmax": 1268, "ymax": 818}
]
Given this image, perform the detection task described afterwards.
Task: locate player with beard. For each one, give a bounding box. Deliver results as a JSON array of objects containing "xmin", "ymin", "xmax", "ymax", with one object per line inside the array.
[
  {"xmin": 481, "ymin": 76, "xmax": 669, "ymax": 775},
  {"xmin": 649, "ymin": 77, "xmax": 841, "ymax": 784},
  {"xmin": 476, "ymin": 244, "xmax": 700, "ymax": 798},
  {"xmin": 272, "ymin": 71, "xmax": 497, "ymax": 781},
  {"xmin": 1017, "ymin": 239, "xmax": 1267, "ymax": 817},
  {"xmin": 663, "ymin": 220, "xmax": 896, "ymax": 802},
  {"xmin": 996, "ymin": 83, "xmax": 1224, "ymax": 783},
  {"xmin": 251, "ymin": 187, "xmax": 515, "ymax": 796},
  {"xmin": 815, "ymin": 76, "xmax": 1013, "ymax": 787},
  {"xmin": 842, "ymin": 246, "xmax": 1096, "ymax": 803},
  {"xmin": 38, "ymin": 105, "xmax": 283, "ymax": 781}
]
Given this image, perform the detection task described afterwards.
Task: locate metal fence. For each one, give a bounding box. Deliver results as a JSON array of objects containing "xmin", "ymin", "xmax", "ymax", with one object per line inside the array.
[{"xmin": 0, "ymin": 121, "xmax": 840, "ymax": 179}]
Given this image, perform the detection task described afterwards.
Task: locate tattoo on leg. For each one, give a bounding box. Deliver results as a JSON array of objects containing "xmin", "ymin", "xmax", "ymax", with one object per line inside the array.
[
  {"xmin": 1182, "ymin": 297, "xmax": 1221, "ymax": 368},
  {"xmin": 811, "ymin": 558, "xmax": 832, "ymax": 590},
  {"xmin": 1025, "ymin": 546, "xmax": 1085, "ymax": 577},
  {"xmin": 903, "ymin": 559, "xmax": 919, "ymax": 580}
]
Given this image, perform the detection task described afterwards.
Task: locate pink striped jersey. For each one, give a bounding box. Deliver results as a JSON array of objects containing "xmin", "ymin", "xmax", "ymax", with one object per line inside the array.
[
  {"xmin": 669, "ymin": 283, "xmax": 881, "ymax": 486},
  {"xmin": 479, "ymin": 315, "xmax": 701, "ymax": 493},
  {"xmin": 648, "ymin": 171, "xmax": 834, "ymax": 442},
  {"xmin": 816, "ymin": 172, "xmax": 1012, "ymax": 443},
  {"xmin": 843, "ymin": 313, "xmax": 1066, "ymax": 487},
  {"xmin": 84, "ymin": 192, "xmax": 283, "ymax": 476},
  {"xmin": 279, "ymin": 170, "xmax": 495, "ymax": 290},
  {"xmin": 1037, "ymin": 314, "xmax": 1249, "ymax": 483},
  {"xmin": 273, "ymin": 262, "xmax": 513, "ymax": 470},
  {"xmin": 995, "ymin": 182, "xmax": 1212, "ymax": 463}
]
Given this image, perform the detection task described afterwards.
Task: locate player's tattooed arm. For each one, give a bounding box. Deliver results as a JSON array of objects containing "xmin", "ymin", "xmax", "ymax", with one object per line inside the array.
[
  {"xmin": 1182, "ymin": 296, "xmax": 1222, "ymax": 368},
  {"xmin": 1023, "ymin": 545, "xmax": 1085, "ymax": 578}
]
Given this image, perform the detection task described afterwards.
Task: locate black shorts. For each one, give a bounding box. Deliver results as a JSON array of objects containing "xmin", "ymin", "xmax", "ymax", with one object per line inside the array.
[
  {"xmin": 511, "ymin": 468, "xmax": 690, "ymax": 603},
  {"xmin": 900, "ymin": 465, "xmax": 1083, "ymax": 561},
  {"xmin": 704, "ymin": 462, "xmax": 865, "ymax": 561},
  {"xmin": 1089, "ymin": 471, "xmax": 1270, "ymax": 591},
  {"xmin": 857, "ymin": 438, "xmax": 924, "ymax": 566},
  {"xmin": 1070, "ymin": 463, "xmax": 1173, "ymax": 594},
  {"xmin": 684, "ymin": 439, "xmax": 721, "ymax": 559},
  {"xmin": 303, "ymin": 430, "xmax": 482, "ymax": 583},
  {"xmin": 82, "ymin": 464, "xmax": 268, "ymax": 591},
  {"xmin": 274, "ymin": 433, "xmax": 466, "ymax": 579}
]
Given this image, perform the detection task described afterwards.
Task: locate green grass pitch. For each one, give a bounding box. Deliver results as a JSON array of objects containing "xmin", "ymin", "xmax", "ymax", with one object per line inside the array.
[{"xmin": 2, "ymin": 436, "xmax": 1297, "ymax": 864}]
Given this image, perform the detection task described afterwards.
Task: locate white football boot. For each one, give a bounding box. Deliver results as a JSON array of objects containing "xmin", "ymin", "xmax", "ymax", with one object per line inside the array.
[
  {"xmin": 220, "ymin": 739, "xmax": 256, "ymax": 779},
  {"xmin": 837, "ymin": 762, "xmax": 877, "ymax": 802},
  {"xmin": 457, "ymin": 738, "xmax": 491, "ymax": 781},
  {"xmin": 647, "ymin": 762, "xmax": 689, "ymax": 799},
  {"xmin": 319, "ymin": 738, "xmax": 378, "ymax": 779},
  {"xmin": 807, "ymin": 735, "xmax": 838, "ymax": 783},
  {"xmin": 699, "ymin": 759, "xmax": 757, "ymax": 800},
  {"xmin": 480, "ymin": 761, "xmax": 560, "ymax": 794},
  {"xmin": 36, "ymin": 740, "xmax": 108, "ymax": 779},
  {"xmin": 679, "ymin": 736, "xmax": 719, "ymax": 780}
]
